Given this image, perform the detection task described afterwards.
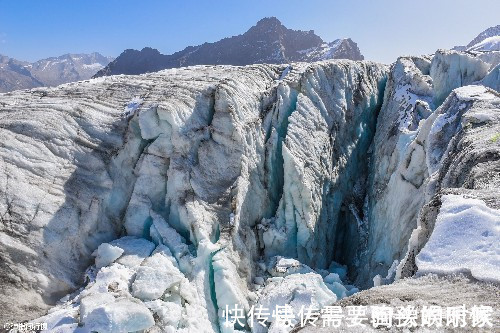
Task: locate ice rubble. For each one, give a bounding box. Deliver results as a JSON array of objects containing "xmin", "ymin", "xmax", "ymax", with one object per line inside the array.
[
  {"xmin": 0, "ymin": 48, "xmax": 499, "ymax": 332},
  {"xmin": 33, "ymin": 236, "xmax": 359, "ymax": 333}
]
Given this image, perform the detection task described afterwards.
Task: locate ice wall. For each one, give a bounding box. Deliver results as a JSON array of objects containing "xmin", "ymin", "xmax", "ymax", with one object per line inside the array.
[
  {"xmin": 397, "ymin": 85, "xmax": 500, "ymax": 280},
  {"xmin": 259, "ymin": 62, "xmax": 387, "ymax": 271},
  {"xmin": 359, "ymin": 50, "xmax": 500, "ymax": 287},
  {"xmin": 0, "ymin": 61, "xmax": 388, "ymax": 332}
]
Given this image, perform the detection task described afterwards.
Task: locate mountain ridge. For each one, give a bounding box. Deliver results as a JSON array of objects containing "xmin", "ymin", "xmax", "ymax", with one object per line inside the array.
[
  {"xmin": 0, "ymin": 52, "xmax": 114, "ymax": 92},
  {"xmin": 452, "ymin": 24, "xmax": 500, "ymax": 51},
  {"xmin": 94, "ymin": 17, "xmax": 364, "ymax": 78}
]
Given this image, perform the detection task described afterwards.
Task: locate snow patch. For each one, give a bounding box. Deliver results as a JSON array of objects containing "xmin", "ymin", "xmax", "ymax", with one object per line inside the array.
[
  {"xmin": 454, "ymin": 85, "xmax": 496, "ymax": 102},
  {"xmin": 123, "ymin": 96, "xmax": 144, "ymax": 118},
  {"xmin": 416, "ymin": 195, "xmax": 500, "ymax": 283},
  {"xmin": 82, "ymin": 63, "xmax": 105, "ymax": 70}
]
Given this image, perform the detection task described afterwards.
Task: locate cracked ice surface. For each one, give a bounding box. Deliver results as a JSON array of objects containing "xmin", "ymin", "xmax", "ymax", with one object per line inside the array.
[
  {"xmin": 0, "ymin": 60, "xmax": 388, "ymax": 332},
  {"xmin": 1, "ymin": 48, "xmax": 499, "ymax": 332}
]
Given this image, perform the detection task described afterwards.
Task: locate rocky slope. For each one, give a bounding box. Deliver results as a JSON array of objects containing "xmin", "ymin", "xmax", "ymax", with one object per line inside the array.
[
  {"xmin": 0, "ymin": 53, "xmax": 114, "ymax": 92},
  {"xmin": 94, "ymin": 17, "xmax": 363, "ymax": 78},
  {"xmin": 0, "ymin": 49, "xmax": 498, "ymax": 332}
]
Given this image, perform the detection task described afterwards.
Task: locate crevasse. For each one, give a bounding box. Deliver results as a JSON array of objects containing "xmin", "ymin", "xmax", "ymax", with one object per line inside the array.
[{"xmin": 1, "ymin": 49, "xmax": 499, "ymax": 332}]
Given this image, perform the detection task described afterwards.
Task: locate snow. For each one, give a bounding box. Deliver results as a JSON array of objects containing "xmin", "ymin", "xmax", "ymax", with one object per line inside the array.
[
  {"xmin": 123, "ymin": 96, "xmax": 143, "ymax": 117},
  {"xmin": 319, "ymin": 39, "xmax": 343, "ymax": 60},
  {"xmin": 298, "ymin": 39, "xmax": 346, "ymax": 61},
  {"xmin": 80, "ymin": 293, "xmax": 115, "ymax": 321},
  {"xmin": 416, "ymin": 195, "xmax": 500, "ymax": 283},
  {"xmin": 269, "ymin": 256, "xmax": 314, "ymax": 277},
  {"xmin": 453, "ymin": 84, "xmax": 496, "ymax": 101},
  {"xmin": 467, "ymin": 36, "xmax": 500, "ymax": 52},
  {"xmin": 131, "ymin": 251, "xmax": 184, "ymax": 301},
  {"xmin": 394, "ymin": 83, "xmax": 421, "ymax": 130},
  {"xmin": 41, "ymin": 61, "xmax": 52, "ymax": 71},
  {"xmin": 108, "ymin": 236, "xmax": 156, "ymax": 267},
  {"xmin": 82, "ymin": 62, "xmax": 105, "ymax": 70},
  {"xmin": 466, "ymin": 25, "xmax": 500, "ymax": 49},
  {"xmin": 85, "ymin": 263, "xmax": 135, "ymax": 295},
  {"xmin": 145, "ymin": 300, "xmax": 183, "ymax": 327},
  {"xmin": 428, "ymin": 108, "xmax": 459, "ymax": 137}
]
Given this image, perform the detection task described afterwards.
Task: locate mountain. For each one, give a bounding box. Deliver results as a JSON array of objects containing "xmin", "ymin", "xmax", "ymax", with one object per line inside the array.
[
  {"xmin": 467, "ymin": 36, "xmax": 500, "ymax": 52},
  {"xmin": 0, "ymin": 55, "xmax": 43, "ymax": 92},
  {"xmin": 94, "ymin": 17, "xmax": 363, "ymax": 77},
  {"xmin": 452, "ymin": 24, "xmax": 500, "ymax": 51},
  {"xmin": 0, "ymin": 48, "xmax": 498, "ymax": 331},
  {"xmin": 28, "ymin": 52, "xmax": 115, "ymax": 86},
  {"xmin": 0, "ymin": 52, "xmax": 114, "ymax": 92}
]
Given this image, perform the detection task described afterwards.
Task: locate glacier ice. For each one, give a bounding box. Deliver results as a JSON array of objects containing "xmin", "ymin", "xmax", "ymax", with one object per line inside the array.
[
  {"xmin": 0, "ymin": 47, "xmax": 499, "ymax": 332},
  {"xmin": 358, "ymin": 49, "xmax": 500, "ymax": 288},
  {"xmin": 250, "ymin": 273, "xmax": 336, "ymax": 332},
  {"xmin": 83, "ymin": 298, "xmax": 155, "ymax": 333},
  {"xmin": 93, "ymin": 243, "xmax": 124, "ymax": 269},
  {"xmin": 430, "ymin": 50, "xmax": 490, "ymax": 107},
  {"xmin": 131, "ymin": 251, "xmax": 184, "ymax": 301},
  {"xmin": 80, "ymin": 293, "xmax": 115, "ymax": 322},
  {"xmin": 108, "ymin": 236, "xmax": 156, "ymax": 267}
]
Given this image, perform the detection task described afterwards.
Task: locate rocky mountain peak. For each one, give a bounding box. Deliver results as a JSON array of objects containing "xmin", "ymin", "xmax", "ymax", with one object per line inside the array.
[
  {"xmin": 254, "ymin": 16, "xmax": 284, "ymax": 30},
  {"xmin": 94, "ymin": 18, "xmax": 362, "ymax": 78}
]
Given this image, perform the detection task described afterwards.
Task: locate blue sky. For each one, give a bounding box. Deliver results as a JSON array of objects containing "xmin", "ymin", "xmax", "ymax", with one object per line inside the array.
[{"xmin": 0, "ymin": 0, "xmax": 498, "ymax": 64}]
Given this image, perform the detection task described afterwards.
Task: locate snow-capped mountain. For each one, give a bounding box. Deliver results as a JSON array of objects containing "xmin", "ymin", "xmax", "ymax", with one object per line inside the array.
[
  {"xmin": 0, "ymin": 47, "xmax": 498, "ymax": 332},
  {"xmin": 453, "ymin": 24, "xmax": 500, "ymax": 51},
  {"xmin": 0, "ymin": 52, "xmax": 114, "ymax": 92},
  {"xmin": 466, "ymin": 24, "xmax": 500, "ymax": 49},
  {"xmin": 94, "ymin": 17, "xmax": 363, "ymax": 77},
  {"xmin": 467, "ymin": 35, "xmax": 500, "ymax": 52},
  {"xmin": 29, "ymin": 53, "xmax": 115, "ymax": 87},
  {"xmin": 0, "ymin": 54, "xmax": 43, "ymax": 92}
]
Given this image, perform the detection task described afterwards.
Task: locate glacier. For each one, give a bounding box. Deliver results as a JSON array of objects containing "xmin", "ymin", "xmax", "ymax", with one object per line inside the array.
[{"xmin": 0, "ymin": 48, "xmax": 498, "ymax": 333}]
